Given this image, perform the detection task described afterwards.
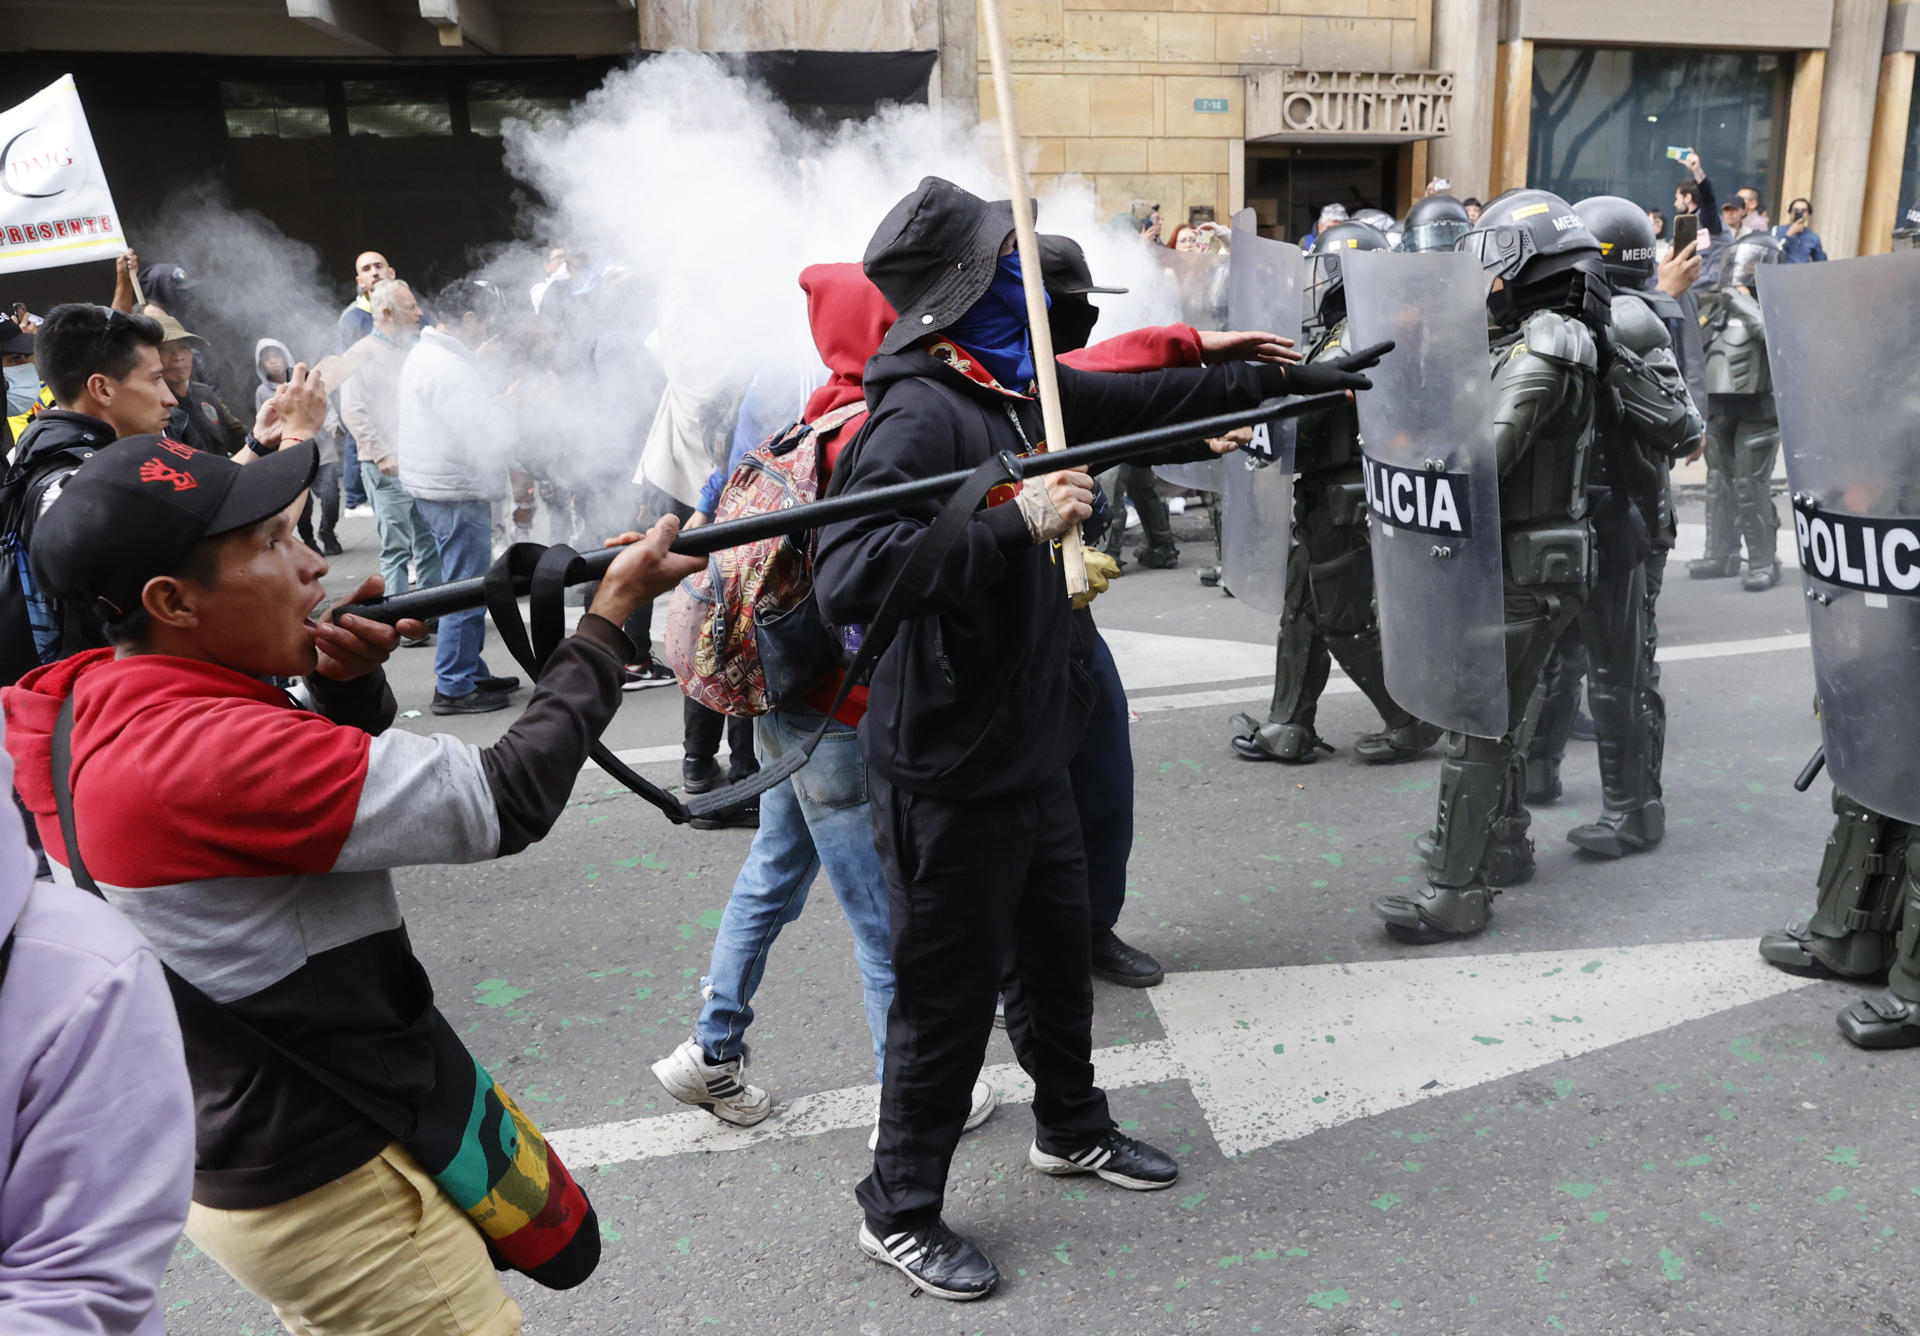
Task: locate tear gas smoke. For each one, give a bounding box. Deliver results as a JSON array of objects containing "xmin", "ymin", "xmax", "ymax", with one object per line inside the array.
[{"xmin": 125, "ymin": 54, "xmax": 1202, "ymax": 529}]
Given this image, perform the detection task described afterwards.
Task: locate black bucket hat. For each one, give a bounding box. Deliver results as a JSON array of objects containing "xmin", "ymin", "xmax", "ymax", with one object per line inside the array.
[{"xmin": 865, "ymin": 177, "xmax": 1024, "ymax": 355}]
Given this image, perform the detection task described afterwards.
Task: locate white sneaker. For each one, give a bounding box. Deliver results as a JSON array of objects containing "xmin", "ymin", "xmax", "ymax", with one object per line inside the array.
[
  {"xmin": 868, "ymin": 1079, "xmax": 999, "ymax": 1150},
  {"xmin": 650, "ymin": 1037, "xmax": 771, "ymax": 1127}
]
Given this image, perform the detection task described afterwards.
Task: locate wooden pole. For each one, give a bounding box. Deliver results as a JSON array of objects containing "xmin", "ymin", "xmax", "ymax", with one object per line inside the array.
[{"xmin": 978, "ymin": 0, "xmax": 1089, "ymax": 595}]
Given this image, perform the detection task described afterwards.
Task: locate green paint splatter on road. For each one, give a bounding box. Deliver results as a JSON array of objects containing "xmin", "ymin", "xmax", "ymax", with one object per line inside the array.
[
  {"xmin": 1679, "ymin": 1154, "xmax": 1712, "ymax": 1167},
  {"xmin": 672, "ymin": 1237, "xmax": 691, "ymax": 1255},
  {"xmin": 1659, "ymin": 1248, "xmax": 1684, "ymax": 1281},
  {"xmin": 1471, "ymin": 1035, "xmax": 1503, "ymax": 1046},
  {"xmin": 1179, "ymin": 1193, "xmax": 1207, "ymax": 1211},
  {"xmin": 1371, "ymin": 1193, "xmax": 1403, "ymax": 1211},
  {"xmin": 1728, "ymin": 1037, "xmax": 1764, "ymax": 1064},
  {"xmin": 1556, "ymin": 1183, "xmax": 1599, "ymax": 1200},
  {"xmin": 1826, "ymin": 1146, "xmax": 1861, "ymax": 1167},
  {"xmin": 1053, "ymin": 1244, "xmax": 1072, "ymax": 1265},
  {"xmin": 697, "ymin": 908, "xmax": 724, "ymax": 930},
  {"xmin": 474, "ymin": 980, "xmax": 531, "ymax": 1008},
  {"xmin": 1305, "ymin": 1289, "xmax": 1350, "ymax": 1310},
  {"xmin": 1581, "ymin": 960, "xmax": 1603, "ymax": 974}
]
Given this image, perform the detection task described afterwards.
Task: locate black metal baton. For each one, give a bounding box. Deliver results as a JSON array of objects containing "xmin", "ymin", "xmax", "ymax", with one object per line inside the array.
[
  {"xmin": 335, "ymin": 389, "xmax": 1353, "ymax": 626},
  {"xmin": 1794, "ymin": 744, "xmax": 1826, "ymax": 792}
]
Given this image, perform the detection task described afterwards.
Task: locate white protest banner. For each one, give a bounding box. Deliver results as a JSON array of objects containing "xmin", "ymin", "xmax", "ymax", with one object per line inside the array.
[{"xmin": 0, "ymin": 74, "xmax": 128, "ymax": 276}]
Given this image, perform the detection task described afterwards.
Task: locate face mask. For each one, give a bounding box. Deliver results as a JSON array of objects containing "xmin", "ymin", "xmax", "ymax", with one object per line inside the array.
[{"xmin": 4, "ymin": 362, "xmax": 37, "ymax": 415}]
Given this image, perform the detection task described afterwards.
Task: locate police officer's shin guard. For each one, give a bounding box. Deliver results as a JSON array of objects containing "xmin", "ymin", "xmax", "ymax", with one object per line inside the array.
[
  {"xmin": 1232, "ymin": 566, "xmax": 1334, "ymax": 763},
  {"xmin": 1761, "ymin": 793, "xmax": 1912, "ymax": 980},
  {"xmin": 1376, "ymin": 731, "xmax": 1525, "ymax": 942},
  {"xmin": 1837, "ymin": 837, "xmax": 1920, "ymax": 1049}
]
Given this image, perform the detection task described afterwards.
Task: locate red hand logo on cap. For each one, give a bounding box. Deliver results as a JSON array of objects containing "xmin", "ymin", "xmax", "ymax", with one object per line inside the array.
[{"xmin": 139, "ymin": 457, "xmax": 198, "ymax": 492}]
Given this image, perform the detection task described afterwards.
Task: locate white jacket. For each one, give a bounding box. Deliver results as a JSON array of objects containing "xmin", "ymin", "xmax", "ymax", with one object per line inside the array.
[{"xmin": 396, "ymin": 326, "xmax": 508, "ymax": 502}]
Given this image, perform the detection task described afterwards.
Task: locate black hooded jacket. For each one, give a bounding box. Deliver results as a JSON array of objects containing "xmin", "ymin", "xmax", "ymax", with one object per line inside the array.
[{"xmin": 815, "ymin": 346, "xmax": 1293, "ymax": 798}]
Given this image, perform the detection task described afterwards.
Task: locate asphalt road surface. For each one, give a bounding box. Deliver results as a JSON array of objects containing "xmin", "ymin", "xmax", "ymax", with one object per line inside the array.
[{"xmin": 157, "ymin": 493, "xmax": 1916, "ymax": 1336}]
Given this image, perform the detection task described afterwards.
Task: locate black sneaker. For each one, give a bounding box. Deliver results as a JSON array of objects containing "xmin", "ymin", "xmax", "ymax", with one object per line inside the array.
[
  {"xmin": 1029, "ymin": 1127, "xmax": 1178, "ymax": 1191},
  {"xmin": 622, "ymin": 660, "xmax": 676, "ymax": 691},
  {"xmin": 475, "ymin": 674, "xmax": 521, "ymax": 694},
  {"xmin": 429, "ymin": 688, "xmax": 511, "ymax": 715},
  {"xmin": 1091, "ymin": 928, "xmax": 1164, "ymax": 987},
  {"xmin": 857, "ymin": 1219, "xmax": 999, "ymax": 1301},
  {"xmin": 682, "ymin": 756, "xmax": 721, "ymax": 794},
  {"xmin": 688, "ymin": 799, "xmax": 759, "ymax": 831}
]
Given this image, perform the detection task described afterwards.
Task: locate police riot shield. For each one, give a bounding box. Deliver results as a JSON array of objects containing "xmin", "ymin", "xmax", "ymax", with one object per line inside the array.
[
  {"xmin": 1758, "ymin": 253, "xmax": 1920, "ymax": 823},
  {"xmin": 1214, "ymin": 210, "xmax": 1302, "ymax": 615},
  {"xmin": 1341, "ymin": 248, "xmax": 1508, "ymax": 738}
]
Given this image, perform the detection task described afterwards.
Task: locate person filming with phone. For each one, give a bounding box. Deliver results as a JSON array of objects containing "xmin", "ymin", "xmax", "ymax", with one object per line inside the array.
[{"xmin": 1772, "ymin": 198, "xmax": 1827, "ymax": 263}]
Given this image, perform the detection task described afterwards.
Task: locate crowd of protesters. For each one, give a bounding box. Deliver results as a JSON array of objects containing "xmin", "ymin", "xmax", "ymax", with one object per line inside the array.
[{"xmin": 0, "ymin": 138, "xmax": 1848, "ymax": 1329}]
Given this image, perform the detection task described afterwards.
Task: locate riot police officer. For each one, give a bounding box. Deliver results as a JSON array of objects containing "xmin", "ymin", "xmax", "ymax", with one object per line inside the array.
[
  {"xmin": 1523, "ymin": 196, "xmax": 1705, "ymax": 854},
  {"xmin": 1229, "ymin": 221, "xmax": 1439, "ymax": 765},
  {"xmin": 1690, "ymin": 231, "xmax": 1784, "ymax": 591},
  {"xmin": 1398, "ymin": 195, "xmax": 1471, "ymax": 254},
  {"xmin": 1373, "ymin": 190, "xmax": 1609, "ymax": 942}
]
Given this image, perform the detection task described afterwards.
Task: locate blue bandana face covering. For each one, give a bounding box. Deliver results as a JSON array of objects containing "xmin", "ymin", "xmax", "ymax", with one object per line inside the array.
[{"xmin": 944, "ymin": 251, "xmax": 1048, "ymax": 390}]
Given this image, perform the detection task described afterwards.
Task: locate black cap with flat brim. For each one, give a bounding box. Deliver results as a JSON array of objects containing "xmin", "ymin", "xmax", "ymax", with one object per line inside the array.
[
  {"xmin": 34, "ymin": 436, "xmax": 318, "ymax": 623},
  {"xmin": 0, "ymin": 317, "xmax": 32, "ymax": 357},
  {"xmin": 866, "ymin": 176, "xmax": 1027, "ymax": 355},
  {"xmin": 1038, "ymin": 234, "xmax": 1127, "ymax": 297}
]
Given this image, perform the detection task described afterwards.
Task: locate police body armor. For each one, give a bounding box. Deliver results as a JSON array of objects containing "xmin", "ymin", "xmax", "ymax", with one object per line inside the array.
[
  {"xmin": 1694, "ymin": 236, "xmax": 1783, "ymax": 580},
  {"xmin": 1357, "ymin": 189, "xmax": 1605, "ymax": 943},
  {"xmin": 1229, "ymin": 315, "xmax": 1439, "ymax": 763},
  {"xmin": 1527, "ymin": 289, "xmax": 1704, "ymax": 851},
  {"xmin": 1754, "ymin": 249, "xmax": 1920, "ymax": 1047}
]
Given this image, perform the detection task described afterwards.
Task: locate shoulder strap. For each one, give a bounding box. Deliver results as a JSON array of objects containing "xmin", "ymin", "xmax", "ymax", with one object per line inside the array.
[
  {"xmin": 51, "ymin": 696, "xmax": 418, "ymax": 1137},
  {"xmin": 483, "ymin": 449, "xmax": 1025, "ymax": 823}
]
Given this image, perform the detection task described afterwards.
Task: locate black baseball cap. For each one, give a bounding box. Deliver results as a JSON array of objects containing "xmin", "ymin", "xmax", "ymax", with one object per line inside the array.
[
  {"xmin": 1038, "ymin": 234, "xmax": 1127, "ymax": 298},
  {"xmin": 0, "ymin": 317, "xmax": 31, "ymax": 356},
  {"xmin": 866, "ymin": 177, "xmax": 1024, "ymax": 355},
  {"xmin": 34, "ymin": 435, "xmax": 317, "ymax": 622}
]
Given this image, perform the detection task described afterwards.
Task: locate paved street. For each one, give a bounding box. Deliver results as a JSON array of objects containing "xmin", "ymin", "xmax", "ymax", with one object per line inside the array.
[{"xmin": 158, "ymin": 494, "xmax": 1916, "ymax": 1336}]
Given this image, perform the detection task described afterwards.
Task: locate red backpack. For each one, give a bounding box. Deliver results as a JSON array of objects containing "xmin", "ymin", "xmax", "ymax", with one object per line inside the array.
[{"xmin": 664, "ymin": 401, "xmax": 865, "ymax": 717}]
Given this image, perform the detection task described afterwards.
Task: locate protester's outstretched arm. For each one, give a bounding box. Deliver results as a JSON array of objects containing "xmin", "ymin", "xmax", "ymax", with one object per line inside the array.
[{"xmin": 108, "ymin": 252, "xmax": 138, "ymax": 314}]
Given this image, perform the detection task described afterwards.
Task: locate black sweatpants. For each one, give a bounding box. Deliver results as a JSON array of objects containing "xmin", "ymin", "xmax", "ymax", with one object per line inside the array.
[
  {"xmin": 1068, "ymin": 632, "xmax": 1134, "ymax": 932},
  {"xmin": 857, "ymin": 769, "xmax": 1113, "ymax": 1233}
]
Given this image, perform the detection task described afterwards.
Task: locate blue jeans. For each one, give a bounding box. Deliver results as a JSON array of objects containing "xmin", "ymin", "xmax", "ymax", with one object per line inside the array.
[
  {"xmin": 341, "ymin": 435, "xmax": 368, "ymax": 507},
  {"xmin": 696, "ymin": 707, "xmax": 893, "ymax": 1081},
  {"xmin": 415, "ymin": 497, "xmax": 493, "ymax": 698},
  {"xmin": 361, "ymin": 463, "xmax": 441, "ymax": 597}
]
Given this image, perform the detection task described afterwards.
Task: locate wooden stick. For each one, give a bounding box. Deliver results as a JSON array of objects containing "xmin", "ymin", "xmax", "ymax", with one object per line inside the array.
[
  {"xmin": 978, "ymin": 0, "xmax": 1090, "ymax": 595},
  {"xmin": 126, "ymin": 250, "xmax": 145, "ymax": 308}
]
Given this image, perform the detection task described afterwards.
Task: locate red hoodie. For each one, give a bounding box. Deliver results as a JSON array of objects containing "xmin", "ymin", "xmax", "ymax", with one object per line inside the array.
[{"xmin": 792, "ymin": 261, "xmax": 1204, "ymax": 723}]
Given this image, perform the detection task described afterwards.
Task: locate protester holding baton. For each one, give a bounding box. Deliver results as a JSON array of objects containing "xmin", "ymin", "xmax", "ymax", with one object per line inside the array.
[{"xmin": 814, "ymin": 176, "xmax": 1386, "ymax": 1300}]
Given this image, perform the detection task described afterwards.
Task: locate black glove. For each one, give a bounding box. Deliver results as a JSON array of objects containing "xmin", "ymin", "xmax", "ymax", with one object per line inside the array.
[{"xmin": 1273, "ymin": 339, "xmax": 1395, "ymax": 396}]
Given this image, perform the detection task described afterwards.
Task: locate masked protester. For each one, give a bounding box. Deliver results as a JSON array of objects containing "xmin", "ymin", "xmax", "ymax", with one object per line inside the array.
[
  {"xmin": 814, "ymin": 176, "xmax": 1381, "ymax": 1301},
  {"xmin": 1372, "ymin": 189, "xmax": 1610, "ymax": 944}
]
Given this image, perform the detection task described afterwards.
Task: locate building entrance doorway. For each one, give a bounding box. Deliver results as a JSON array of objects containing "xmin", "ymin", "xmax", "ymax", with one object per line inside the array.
[{"xmin": 1243, "ymin": 143, "xmax": 1401, "ymax": 243}]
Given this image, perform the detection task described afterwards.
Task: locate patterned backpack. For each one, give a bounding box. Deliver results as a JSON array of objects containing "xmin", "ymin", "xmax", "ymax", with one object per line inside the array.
[{"xmin": 664, "ymin": 401, "xmax": 865, "ymax": 717}]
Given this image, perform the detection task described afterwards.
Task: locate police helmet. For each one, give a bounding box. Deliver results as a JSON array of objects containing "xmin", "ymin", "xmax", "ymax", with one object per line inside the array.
[
  {"xmin": 1305, "ymin": 221, "xmax": 1390, "ymax": 322},
  {"xmin": 1719, "ymin": 230, "xmax": 1783, "ymax": 291},
  {"xmin": 1573, "ymin": 195, "xmax": 1659, "ymax": 290},
  {"xmin": 1399, "ymin": 194, "xmax": 1470, "ymax": 254},
  {"xmin": 1456, "ymin": 188, "xmax": 1601, "ymax": 287}
]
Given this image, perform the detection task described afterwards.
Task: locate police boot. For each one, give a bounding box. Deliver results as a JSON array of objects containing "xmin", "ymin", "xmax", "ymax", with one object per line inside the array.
[
  {"xmin": 1688, "ymin": 554, "xmax": 1740, "ymax": 579},
  {"xmin": 1524, "ymin": 758, "xmax": 1562, "ymax": 805},
  {"xmin": 1844, "ymin": 873, "xmax": 1920, "ymax": 1047},
  {"xmin": 1741, "ymin": 563, "xmax": 1780, "ymax": 591},
  {"xmin": 1413, "ymin": 817, "xmax": 1534, "ymax": 887},
  {"xmin": 1353, "ymin": 719, "xmax": 1442, "ymax": 764},
  {"xmin": 1761, "ymin": 798, "xmax": 1911, "ymax": 980},
  {"xmin": 1374, "ymin": 881, "xmax": 1495, "ymax": 944},
  {"xmin": 1836, "ymin": 991, "xmax": 1920, "ymax": 1049},
  {"xmin": 1229, "ymin": 715, "xmax": 1333, "ymax": 763},
  {"xmin": 1567, "ymin": 803, "xmax": 1665, "ymax": 858}
]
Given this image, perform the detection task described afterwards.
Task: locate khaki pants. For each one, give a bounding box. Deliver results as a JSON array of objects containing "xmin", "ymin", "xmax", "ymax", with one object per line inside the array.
[{"xmin": 186, "ymin": 1143, "xmax": 523, "ymax": 1336}]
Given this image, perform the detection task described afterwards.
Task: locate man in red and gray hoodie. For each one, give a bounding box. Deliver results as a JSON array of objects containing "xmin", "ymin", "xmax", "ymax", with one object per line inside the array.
[{"xmin": 3, "ymin": 434, "xmax": 698, "ymax": 1333}]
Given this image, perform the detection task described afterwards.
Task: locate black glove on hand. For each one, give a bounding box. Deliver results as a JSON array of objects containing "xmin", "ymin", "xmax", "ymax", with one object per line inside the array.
[{"xmin": 1275, "ymin": 339, "xmax": 1394, "ymax": 395}]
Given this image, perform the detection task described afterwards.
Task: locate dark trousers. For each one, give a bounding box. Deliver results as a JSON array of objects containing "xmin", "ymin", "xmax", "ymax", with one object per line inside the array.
[
  {"xmin": 858, "ymin": 769, "xmax": 1112, "ymax": 1233},
  {"xmin": 298, "ymin": 459, "xmax": 341, "ymax": 545},
  {"xmin": 683, "ymin": 695, "xmax": 757, "ymax": 782},
  {"xmin": 1068, "ymin": 633, "xmax": 1134, "ymax": 932}
]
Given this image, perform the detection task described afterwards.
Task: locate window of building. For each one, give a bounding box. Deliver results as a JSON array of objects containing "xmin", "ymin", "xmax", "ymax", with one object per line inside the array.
[
  {"xmin": 1529, "ymin": 47, "xmax": 1789, "ymax": 215},
  {"xmin": 465, "ymin": 79, "xmax": 573, "ymax": 137},
  {"xmin": 343, "ymin": 79, "xmax": 454, "ymax": 138},
  {"xmin": 1897, "ymin": 72, "xmax": 1920, "ymax": 233},
  {"xmin": 219, "ymin": 81, "xmax": 330, "ymax": 139}
]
